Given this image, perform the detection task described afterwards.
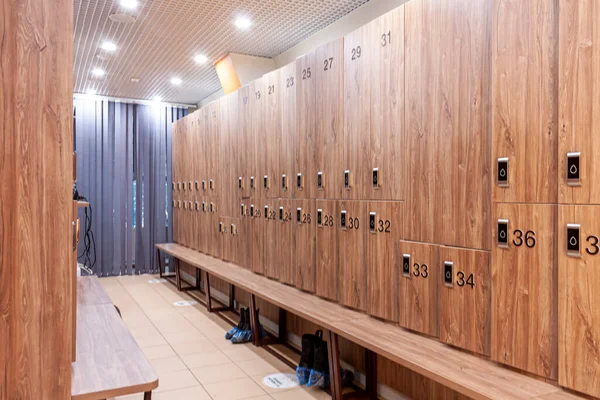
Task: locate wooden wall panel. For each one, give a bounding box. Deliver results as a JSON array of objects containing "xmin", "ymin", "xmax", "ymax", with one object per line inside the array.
[
  {"xmin": 239, "ymin": 202, "xmax": 253, "ymax": 270},
  {"xmin": 558, "ymin": 205, "xmax": 600, "ymax": 398},
  {"xmin": 294, "ymin": 199, "xmax": 316, "ymax": 292},
  {"xmin": 338, "ymin": 200, "xmax": 367, "ymax": 311},
  {"xmin": 264, "ymin": 201, "xmax": 279, "ymax": 280},
  {"xmin": 251, "ymin": 199, "xmax": 266, "ymax": 275},
  {"xmin": 491, "ymin": 203, "xmax": 557, "ymax": 379},
  {"xmin": 277, "ymin": 199, "xmax": 295, "ymax": 285},
  {"xmin": 280, "ymin": 62, "xmax": 296, "ymax": 199},
  {"xmin": 264, "ymin": 70, "xmax": 281, "ymax": 199},
  {"xmin": 559, "ymin": 0, "xmax": 600, "ymax": 205},
  {"xmin": 230, "ymin": 217, "xmax": 243, "ymax": 266},
  {"xmin": 315, "ymin": 38, "xmax": 344, "ymax": 200},
  {"xmin": 295, "ymin": 50, "xmax": 317, "ymax": 199},
  {"xmin": 366, "ymin": 201, "xmax": 403, "ymax": 322},
  {"xmin": 315, "ymin": 200, "xmax": 338, "ymax": 301},
  {"xmin": 209, "ymin": 200, "xmax": 222, "ymax": 259},
  {"xmin": 439, "ymin": 246, "xmax": 491, "ymax": 356},
  {"xmin": 219, "ymin": 93, "xmax": 238, "ymax": 217},
  {"xmin": 237, "ymin": 85, "xmax": 251, "ymax": 199},
  {"xmin": 398, "ymin": 241, "xmax": 439, "ymax": 337},
  {"xmin": 172, "ymin": 121, "xmax": 180, "ymax": 244},
  {"xmin": 492, "ymin": 0, "xmax": 558, "ymax": 204}
]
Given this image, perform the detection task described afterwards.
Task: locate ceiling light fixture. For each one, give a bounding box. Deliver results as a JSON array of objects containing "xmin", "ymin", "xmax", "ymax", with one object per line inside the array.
[
  {"xmin": 130, "ymin": 77, "xmax": 140, "ymax": 83},
  {"xmin": 91, "ymin": 68, "xmax": 105, "ymax": 77},
  {"xmin": 86, "ymin": 89, "xmax": 97, "ymax": 95},
  {"xmin": 152, "ymin": 96, "xmax": 163, "ymax": 102},
  {"xmin": 120, "ymin": 0, "xmax": 138, "ymax": 9},
  {"xmin": 234, "ymin": 16, "xmax": 252, "ymax": 30},
  {"xmin": 100, "ymin": 41, "xmax": 117, "ymax": 52},
  {"xmin": 194, "ymin": 54, "xmax": 208, "ymax": 64},
  {"xmin": 171, "ymin": 77, "xmax": 182, "ymax": 85}
]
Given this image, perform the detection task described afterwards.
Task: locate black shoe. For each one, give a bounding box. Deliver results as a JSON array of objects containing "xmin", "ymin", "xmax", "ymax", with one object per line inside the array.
[
  {"xmin": 308, "ymin": 331, "xmax": 330, "ymax": 388},
  {"xmin": 296, "ymin": 330, "xmax": 320, "ymax": 385},
  {"xmin": 225, "ymin": 307, "xmax": 246, "ymax": 340},
  {"xmin": 231, "ymin": 308, "xmax": 252, "ymax": 343}
]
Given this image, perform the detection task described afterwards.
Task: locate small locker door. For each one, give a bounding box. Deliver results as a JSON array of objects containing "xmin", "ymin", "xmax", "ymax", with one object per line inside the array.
[
  {"xmin": 251, "ymin": 201, "xmax": 266, "ymax": 275},
  {"xmin": 294, "ymin": 199, "xmax": 316, "ymax": 292},
  {"xmin": 250, "ymin": 78, "xmax": 265, "ymax": 199},
  {"xmin": 278, "ymin": 199, "xmax": 295, "ymax": 285},
  {"xmin": 238, "ymin": 202, "xmax": 253, "ymax": 270},
  {"xmin": 491, "ymin": 203, "xmax": 557, "ymax": 379},
  {"xmin": 558, "ymin": 205, "xmax": 600, "ymax": 398},
  {"xmin": 230, "ymin": 217, "xmax": 242, "ymax": 266},
  {"xmin": 264, "ymin": 70, "xmax": 281, "ymax": 199},
  {"xmin": 439, "ymin": 246, "xmax": 491, "ymax": 356},
  {"xmin": 209, "ymin": 201, "xmax": 222, "ymax": 259},
  {"xmin": 338, "ymin": 200, "xmax": 367, "ymax": 311},
  {"xmin": 315, "ymin": 38, "xmax": 344, "ymax": 200},
  {"xmin": 316, "ymin": 200, "xmax": 338, "ymax": 301},
  {"xmin": 198, "ymin": 197, "xmax": 208, "ymax": 254},
  {"xmin": 237, "ymin": 85, "xmax": 251, "ymax": 199},
  {"xmin": 280, "ymin": 62, "xmax": 296, "ymax": 199},
  {"xmin": 263, "ymin": 201, "xmax": 279, "ymax": 280},
  {"xmin": 398, "ymin": 241, "xmax": 439, "ymax": 337},
  {"xmin": 366, "ymin": 201, "xmax": 403, "ymax": 322},
  {"xmin": 220, "ymin": 217, "xmax": 232, "ymax": 262},
  {"xmin": 295, "ymin": 50, "xmax": 317, "ymax": 199}
]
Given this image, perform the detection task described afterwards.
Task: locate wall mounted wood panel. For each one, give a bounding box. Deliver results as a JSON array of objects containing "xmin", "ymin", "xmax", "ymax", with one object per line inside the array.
[
  {"xmin": 250, "ymin": 79, "xmax": 265, "ymax": 199},
  {"xmin": 264, "ymin": 70, "xmax": 282, "ymax": 199},
  {"xmin": 264, "ymin": 200, "xmax": 279, "ymax": 280},
  {"xmin": 277, "ymin": 199, "xmax": 295, "ymax": 285},
  {"xmin": 219, "ymin": 92, "xmax": 238, "ymax": 218},
  {"xmin": 208, "ymin": 101, "xmax": 220, "ymax": 200},
  {"xmin": 239, "ymin": 202, "xmax": 253, "ymax": 270},
  {"xmin": 251, "ymin": 199, "xmax": 266, "ymax": 275},
  {"xmin": 237, "ymin": 85, "xmax": 251, "ymax": 199},
  {"xmin": 315, "ymin": 200, "xmax": 339, "ymax": 301},
  {"xmin": 280, "ymin": 62, "xmax": 296, "ymax": 199},
  {"xmin": 294, "ymin": 199, "xmax": 316, "ymax": 292},
  {"xmin": 338, "ymin": 200, "xmax": 367, "ymax": 311}
]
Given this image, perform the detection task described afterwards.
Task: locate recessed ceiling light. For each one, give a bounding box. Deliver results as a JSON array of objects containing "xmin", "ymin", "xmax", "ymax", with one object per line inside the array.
[
  {"xmin": 152, "ymin": 96, "xmax": 163, "ymax": 102},
  {"xmin": 120, "ymin": 0, "xmax": 138, "ymax": 9},
  {"xmin": 234, "ymin": 16, "xmax": 252, "ymax": 30},
  {"xmin": 86, "ymin": 89, "xmax": 97, "ymax": 95},
  {"xmin": 91, "ymin": 68, "xmax": 105, "ymax": 77},
  {"xmin": 171, "ymin": 77, "xmax": 182, "ymax": 85},
  {"xmin": 100, "ymin": 41, "xmax": 117, "ymax": 52},
  {"xmin": 194, "ymin": 54, "xmax": 208, "ymax": 64},
  {"xmin": 130, "ymin": 77, "xmax": 140, "ymax": 83}
]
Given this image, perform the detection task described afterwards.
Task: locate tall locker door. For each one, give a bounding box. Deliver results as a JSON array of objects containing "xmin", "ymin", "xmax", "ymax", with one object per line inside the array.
[
  {"xmin": 192, "ymin": 113, "xmax": 202, "ymax": 251},
  {"xmin": 404, "ymin": 0, "xmax": 440, "ymax": 243},
  {"xmin": 251, "ymin": 200, "xmax": 266, "ymax": 275},
  {"xmin": 558, "ymin": 205, "xmax": 600, "ymax": 398},
  {"xmin": 238, "ymin": 202, "xmax": 252, "ymax": 270},
  {"xmin": 493, "ymin": 0, "xmax": 558, "ymax": 204},
  {"xmin": 439, "ymin": 246, "xmax": 491, "ymax": 356},
  {"xmin": 315, "ymin": 200, "xmax": 338, "ymax": 301},
  {"xmin": 223, "ymin": 217, "xmax": 234, "ymax": 262},
  {"xmin": 366, "ymin": 201, "xmax": 403, "ymax": 322},
  {"xmin": 264, "ymin": 201, "xmax": 279, "ymax": 280},
  {"xmin": 251, "ymin": 78, "xmax": 266, "ymax": 199},
  {"xmin": 294, "ymin": 199, "xmax": 316, "ymax": 292},
  {"xmin": 230, "ymin": 217, "xmax": 242, "ymax": 266},
  {"xmin": 208, "ymin": 102, "xmax": 220, "ymax": 208},
  {"xmin": 559, "ymin": 1, "xmax": 600, "ymax": 205},
  {"xmin": 343, "ymin": 24, "xmax": 371, "ymax": 200},
  {"xmin": 219, "ymin": 94, "xmax": 236, "ymax": 218},
  {"xmin": 315, "ymin": 39, "xmax": 344, "ymax": 200},
  {"xmin": 491, "ymin": 203, "xmax": 557, "ymax": 378},
  {"xmin": 278, "ymin": 199, "xmax": 295, "ymax": 285},
  {"xmin": 295, "ymin": 50, "xmax": 317, "ymax": 199},
  {"xmin": 398, "ymin": 241, "xmax": 439, "ymax": 337},
  {"xmin": 199, "ymin": 198, "xmax": 208, "ymax": 254},
  {"xmin": 280, "ymin": 62, "xmax": 296, "ymax": 199},
  {"xmin": 338, "ymin": 200, "xmax": 367, "ymax": 311},
  {"xmin": 237, "ymin": 85, "xmax": 251, "ymax": 199},
  {"xmin": 369, "ymin": 6, "xmax": 404, "ymax": 201},
  {"xmin": 436, "ymin": 0, "xmax": 491, "ymax": 250},
  {"xmin": 264, "ymin": 70, "xmax": 281, "ymax": 199},
  {"xmin": 210, "ymin": 201, "xmax": 222, "ymax": 259},
  {"xmin": 181, "ymin": 117, "xmax": 190, "ymax": 247},
  {"xmin": 172, "ymin": 121, "xmax": 180, "ymax": 244}
]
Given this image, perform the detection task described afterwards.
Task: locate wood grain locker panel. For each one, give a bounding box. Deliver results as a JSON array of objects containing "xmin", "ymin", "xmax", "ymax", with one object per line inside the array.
[
  {"xmin": 439, "ymin": 246, "xmax": 491, "ymax": 356},
  {"xmin": 295, "ymin": 50, "xmax": 318, "ymax": 199},
  {"xmin": 208, "ymin": 101, "xmax": 220, "ymax": 200},
  {"xmin": 230, "ymin": 217, "xmax": 243, "ymax": 267},
  {"xmin": 251, "ymin": 200, "xmax": 266, "ymax": 275},
  {"xmin": 366, "ymin": 201, "xmax": 403, "ymax": 322},
  {"xmin": 251, "ymin": 78, "xmax": 266, "ymax": 199},
  {"xmin": 559, "ymin": 1, "xmax": 600, "ymax": 205},
  {"xmin": 294, "ymin": 199, "xmax": 316, "ymax": 292},
  {"xmin": 338, "ymin": 200, "xmax": 367, "ymax": 311},
  {"xmin": 172, "ymin": 121, "xmax": 180, "ymax": 244},
  {"xmin": 316, "ymin": 200, "xmax": 338, "ymax": 301},
  {"xmin": 398, "ymin": 241, "xmax": 439, "ymax": 337},
  {"xmin": 238, "ymin": 202, "xmax": 252, "ymax": 270},
  {"xmin": 558, "ymin": 205, "xmax": 600, "ymax": 397},
  {"xmin": 198, "ymin": 197, "xmax": 208, "ymax": 254},
  {"xmin": 209, "ymin": 201, "xmax": 222, "ymax": 259},
  {"xmin": 220, "ymin": 93, "xmax": 239, "ymax": 217},
  {"xmin": 237, "ymin": 85, "xmax": 251, "ymax": 199},
  {"xmin": 220, "ymin": 217, "xmax": 232, "ymax": 262},
  {"xmin": 280, "ymin": 62, "xmax": 296, "ymax": 199},
  {"xmin": 264, "ymin": 70, "xmax": 281, "ymax": 199},
  {"xmin": 436, "ymin": 0, "xmax": 492, "ymax": 250},
  {"xmin": 369, "ymin": 6, "xmax": 404, "ymax": 201},
  {"xmin": 181, "ymin": 116, "xmax": 191, "ymax": 247},
  {"xmin": 491, "ymin": 203, "xmax": 557, "ymax": 379},
  {"xmin": 343, "ymin": 23, "xmax": 371, "ymax": 200},
  {"xmin": 492, "ymin": 0, "xmax": 558, "ymax": 204},
  {"xmin": 278, "ymin": 199, "xmax": 295, "ymax": 285},
  {"xmin": 315, "ymin": 38, "xmax": 344, "ymax": 200},
  {"xmin": 263, "ymin": 201, "xmax": 279, "ymax": 280}
]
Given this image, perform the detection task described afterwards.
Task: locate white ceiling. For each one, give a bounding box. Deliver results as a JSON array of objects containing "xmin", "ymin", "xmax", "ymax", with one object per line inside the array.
[{"xmin": 74, "ymin": 0, "xmax": 369, "ymax": 105}]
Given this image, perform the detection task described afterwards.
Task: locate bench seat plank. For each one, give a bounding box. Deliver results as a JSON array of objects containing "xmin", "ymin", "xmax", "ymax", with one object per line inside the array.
[{"xmin": 77, "ymin": 276, "xmax": 113, "ymax": 306}]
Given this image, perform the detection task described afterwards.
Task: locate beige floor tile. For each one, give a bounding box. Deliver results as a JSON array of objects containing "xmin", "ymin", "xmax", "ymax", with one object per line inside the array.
[
  {"xmin": 162, "ymin": 329, "xmax": 205, "ymax": 344},
  {"xmin": 190, "ymin": 362, "xmax": 247, "ymax": 385},
  {"xmin": 155, "ymin": 369, "xmax": 199, "ymax": 393},
  {"xmin": 142, "ymin": 344, "xmax": 176, "ymax": 360},
  {"xmin": 223, "ymin": 345, "xmax": 263, "ymax": 362},
  {"xmin": 134, "ymin": 331, "xmax": 167, "ymax": 348},
  {"xmin": 209, "ymin": 336, "xmax": 239, "ymax": 350},
  {"xmin": 245, "ymin": 396, "xmax": 273, "ymax": 400},
  {"xmin": 236, "ymin": 357, "xmax": 292, "ymax": 376},
  {"xmin": 170, "ymin": 337, "xmax": 219, "ymax": 356},
  {"xmin": 204, "ymin": 377, "xmax": 267, "ymax": 400},
  {"xmin": 150, "ymin": 356, "xmax": 188, "ymax": 375},
  {"xmin": 270, "ymin": 387, "xmax": 330, "ymax": 400},
  {"xmin": 153, "ymin": 385, "xmax": 211, "ymax": 400},
  {"xmin": 154, "ymin": 320, "xmax": 196, "ymax": 334},
  {"xmin": 181, "ymin": 350, "xmax": 231, "ymax": 369}
]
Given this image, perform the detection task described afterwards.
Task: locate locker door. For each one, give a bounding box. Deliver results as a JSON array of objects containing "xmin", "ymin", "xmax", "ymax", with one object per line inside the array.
[
  {"xmin": 210, "ymin": 200, "xmax": 222, "ymax": 259},
  {"xmin": 199, "ymin": 197, "xmax": 208, "ymax": 254},
  {"xmin": 338, "ymin": 200, "xmax": 367, "ymax": 311},
  {"xmin": 192, "ymin": 113, "xmax": 202, "ymax": 251},
  {"xmin": 181, "ymin": 117, "xmax": 191, "ymax": 247},
  {"xmin": 251, "ymin": 78, "xmax": 265, "ymax": 199},
  {"xmin": 237, "ymin": 85, "xmax": 251, "ymax": 199},
  {"xmin": 558, "ymin": 205, "xmax": 600, "ymax": 398},
  {"xmin": 238, "ymin": 202, "xmax": 252, "ymax": 270},
  {"xmin": 172, "ymin": 121, "xmax": 180, "ymax": 244},
  {"xmin": 315, "ymin": 38, "xmax": 344, "ymax": 200},
  {"xmin": 263, "ymin": 201, "xmax": 279, "ymax": 280},
  {"xmin": 264, "ymin": 70, "xmax": 281, "ymax": 199},
  {"xmin": 369, "ymin": 6, "xmax": 404, "ymax": 201},
  {"xmin": 230, "ymin": 217, "xmax": 242, "ymax": 266},
  {"xmin": 559, "ymin": 1, "xmax": 600, "ymax": 205},
  {"xmin": 316, "ymin": 200, "xmax": 338, "ymax": 301},
  {"xmin": 294, "ymin": 199, "xmax": 316, "ymax": 292},
  {"xmin": 398, "ymin": 241, "xmax": 439, "ymax": 337},
  {"xmin": 439, "ymin": 246, "xmax": 491, "ymax": 356},
  {"xmin": 343, "ymin": 24, "xmax": 371, "ymax": 200},
  {"xmin": 280, "ymin": 62, "xmax": 296, "ymax": 199},
  {"xmin": 221, "ymin": 217, "xmax": 232, "ymax": 262},
  {"xmin": 251, "ymin": 201, "xmax": 266, "ymax": 275},
  {"xmin": 208, "ymin": 101, "xmax": 220, "ymax": 203},
  {"xmin": 366, "ymin": 201, "xmax": 403, "ymax": 322},
  {"xmin": 491, "ymin": 203, "xmax": 557, "ymax": 379},
  {"xmin": 278, "ymin": 199, "xmax": 295, "ymax": 285},
  {"xmin": 295, "ymin": 50, "xmax": 317, "ymax": 199}
]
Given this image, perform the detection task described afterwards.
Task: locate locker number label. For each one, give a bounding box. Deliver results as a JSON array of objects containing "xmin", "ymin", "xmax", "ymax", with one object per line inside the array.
[
  {"xmin": 318, "ymin": 210, "xmax": 334, "ymax": 227},
  {"xmin": 350, "ymin": 46, "xmax": 361, "ymax": 60},
  {"xmin": 323, "ymin": 57, "xmax": 333, "ymax": 71},
  {"xmin": 381, "ymin": 31, "xmax": 391, "ymax": 47},
  {"xmin": 369, "ymin": 212, "xmax": 390, "ymax": 233},
  {"xmin": 341, "ymin": 211, "xmax": 359, "ymax": 230}
]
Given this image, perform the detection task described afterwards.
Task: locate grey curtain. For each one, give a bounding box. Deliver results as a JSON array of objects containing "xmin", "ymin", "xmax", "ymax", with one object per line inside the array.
[{"xmin": 74, "ymin": 97, "xmax": 187, "ymax": 276}]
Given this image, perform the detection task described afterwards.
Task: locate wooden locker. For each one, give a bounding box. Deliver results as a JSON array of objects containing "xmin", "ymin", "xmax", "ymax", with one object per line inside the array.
[
  {"xmin": 237, "ymin": 85, "xmax": 251, "ymax": 199},
  {"xmin": 230, "ymin": 217, "xmax": 243, "ymax": 266},
  {"xmin": 191, "ymin": 112, "xmax": 202, "ymax": 251},
  {"xmin": 398, "ymin": 241, "xmax": 439, "ymax": 337},
  {"xmin": 295, "ymin": 49, "xmax": 318, "ymax": 199},
  {"xmin": 251, "ymin": 200, "xmax": 266, "ymax": 275},
  {"xmin": 199, "ymin": 197, "xmax": 208, "ymax": 254},
  {"xmin": 278, "ymin": 199, "xmax": 295, "ymax": 285},
  {"xmin": 220, "ymin": 216, "xmax": 233, "ymax": 262},
  {"xmin": 316, "ymin": 200, "xmax": 338, "ymax": 301},
  {"xmin": 315, "ymin": 38, "xmax": 344, "ymax": 200},
  {"xmin": 436, "ymin": 0, "xmax": 491, "ymax": 250},
  {"xmin": 369, "ymin": 6, "xmax": 404, "ymax": 201},
  {"xmin": 294, "ymin": 199, "xmax": 316, "ymax": 292},
  {"xmin": 559, "ymin": 0, "xmax": 600, "ymax": 205},
  {"xmin": 558, "ymin": 205, "xmax": 600, "ymax": 398},
  {"xmin": 220, "ymin": 93, "xmax": 238, "ymax": 217},
  {"xmin": 492, "ymin": 0, "xmax": 558, "ymax": 204},
  {"xmin": 343, "ymin": 23, "xmax": 371, "ymax": 200},
  {"xmin": 207, "ymin": 102, "xmax": 220, "ymax": 200},
  {"xmin": 172, "ymin": 120, "xmax": 180, "ymax": 244},
  {"xmin": 264, "ymin": 70, "xmax": 281, "ymax": 199},
  {"xmin": 263, "ymin": 200, "xmax": 279, "ymax": 280},
  {"xmin": 338, "ymin": 200, "xmax": 367, "ymax": 311},
  {"xmin": 366, "ymin": 201, "xmax": 403, "ymax": 322},
  {"xmin": 251, "ymin": 78, "xmax": 266, "ymax": 199},
  {"xmin": 209, "ymin": 201, "xmax": 222, "ymax": 259},
  {"xmin": 439, "ymin": 246, "xmax": 491, "ymax": 356},
  {"xmin": 280, "ymin": 61, "xmax": 296, "ymax": 199},
  {"xmin": 404, "ymin": 0, "xmax": 440, "ymax": 244},
  {"xmin": 491, "ymin": 203, "xmax": 557, "ymax": 379},
  {"xmin": 181, "ymin": 116, "xmax": 191, "ymax": 247},
  {"xmin": 238, "ymin": 201, "xmax": 252, "ymax": 270}
]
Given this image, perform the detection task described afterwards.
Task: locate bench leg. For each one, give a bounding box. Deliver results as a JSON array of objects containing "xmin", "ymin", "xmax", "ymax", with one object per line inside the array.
[
  {"xmin": 365, "ymin": 349, "xmax": 378, "ymax": 399},
  {"xmin": 278, "ymin": 308, "xmax": 287, "ymax": 344},
  {"xmin": 144, "ymin": 391, "xmax": 152, "ymax": 400},
  {"xmin": 175, "ymin": 258, "xmax": 182, "ymax": 291},
  {"xmin": 248, "ymin": 293, "xmax": 260, "ymax": 346},
  {"xmin": 156, "ymin": 248, "xmax": 163, "ymax": 277},
  {"xmin": 229, "ymin": 284, "xmax": 235, "ymax": 310},
  {"xmin": 195, "ymin": 269, "xmax": 201, "ymax": 290},
  {"xmin": 204, "ymin": 271, "xmax": 212, "ymax": 312},
  {"xmin": 327, "ymin": 331, "xmax": 343, "ymax": 400}
]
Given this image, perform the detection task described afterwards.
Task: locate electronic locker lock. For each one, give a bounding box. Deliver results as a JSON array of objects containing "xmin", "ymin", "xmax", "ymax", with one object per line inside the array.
[
  {"xmin": 188, "ymin": 181, "xmax": 192, "ymax": 191},
  {"xmin": 263, "ymin": 175, "xmax": 269, "ymax": 190},
  {"xmin": 195, "ymin": 181, "xmax": 199, "ymax": 191},
  {"xmin": 209, "ymin": 179, "xmax": 214, "ymax": 190},
  {"xmin": 497, "ymin": 157, "xmax": 509, "ymax": 187},
  {"xmin": 279, "ymin": 207, "xmax": 284, "ymax": 221},
  {"xmin": 402, "ymin": 254, "xmax": 411, "ymax": 277},
  {"xmin": 317, "ymin": 209, "xmax": 323, "ymax": 226},
  {"xmin": 344, "ymin": 170, "xmax": 351, "ymax": 190},
  {"xmin": 567, "ymin": 224, "xmax": 581, "ymax": 257},
  {"xmin": 250, "ymin": 205, "xmax": 255, "ymax": 217},
  {"xmin": 282, "ymin": 174, "xmax": 288, "ymax": 191},
  {"xmin": 317, "ymin": 172, "xmax": 323, "ymax": 190},
  {"xmin": 195, "ymin": 202, "xmax": 199, "ymax": 211},
  {"xmin": 238, "ymin": 177, "xmax": 244, "ymax": 191},
  {"xmin": 297, "ymin": 208, "xmax": 302, "ymax": 224},
  {"xmin": 444, "ymin": 261, "xmax": 454, "ymax": 287},
  {"xmin": 372, "ymin": 168, "xmax": 379, "ymax": 190},
  {"xmin": 231, "ymin": 224, "xmax": 237, "ymax": 236},
  {"xmin": 297, "ymin": 173, "xmax": 303, "ymax": 191},
  {"xmin": 219, "ymin": 222, "xmax": 223, "ymax": 233},
  {"xmin": 497, "ymin": 219, "xmax": 509, "ymax": 248},
  {"xmin": 567, "ymin": 152, "xmax": 581, "ymax": 186},
  {"xmin": 369, "ymin": 212, "xmax": 377, "ymax": 233},
  {"xmin": 264, "ymin": 205, "xmax": 269, "ymax": 219},
  {"xmin": 172, "ymin": 182, "xmax": 175, "ymax": 191},
  {"xmin": 188, "ymin": 201, "xmax": 192, "ymax": 210},
  {"xmin": 202, "ymin": 180, "xmax": 206, "ymax": 191},
  {"xmin": 202, "ymin": 202, "xmax": 206, "ymax": 212},
  {"xmin": 341, "ymin": 210, "xmax": 347, "ymax": 229},
  {"xmin": 241, "ymin": 204, "xmax": 246, "ymax": 217},
  {"xmin": 250, "ymin": 176, "xmax": 255, "ymax": 190}
]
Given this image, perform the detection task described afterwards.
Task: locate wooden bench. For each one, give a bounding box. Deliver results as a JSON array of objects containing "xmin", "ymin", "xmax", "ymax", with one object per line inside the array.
[
  {"xmin": 71, "ymin": 276, "xmax": 159, "ymax": 400},
  {"xmin": 156, "ymin": 243, "xmax": 582, "ymax": 400}
]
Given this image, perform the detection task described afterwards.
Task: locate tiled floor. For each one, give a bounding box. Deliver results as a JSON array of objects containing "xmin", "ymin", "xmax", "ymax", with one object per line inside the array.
[{"xmin": 102, "ymin": 274, "xmax": 330, "ymax": 400}]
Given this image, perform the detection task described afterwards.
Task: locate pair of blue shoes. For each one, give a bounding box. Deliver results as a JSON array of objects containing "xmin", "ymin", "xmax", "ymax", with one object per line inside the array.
[
  {"xmin": 225, "ymin": 308, "xmax": 266, "ymax": 344},
  {"xmin": 296, "ymin": 331, "xmax": 330, "ymax": 388}
]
